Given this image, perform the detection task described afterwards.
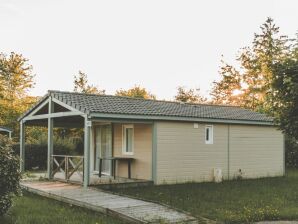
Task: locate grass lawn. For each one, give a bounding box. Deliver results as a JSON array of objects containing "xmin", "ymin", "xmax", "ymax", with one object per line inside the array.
[
  {"xmin": 0, "ymin": 192, "xmax": 125, "ymax": 224},
  {"xmin": 112, "ymin": 169, "xmax": 298, "ymax": 223}
]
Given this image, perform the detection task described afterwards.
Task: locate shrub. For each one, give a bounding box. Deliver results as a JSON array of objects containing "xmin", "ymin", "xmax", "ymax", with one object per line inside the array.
[
  {"xmin": 0, "ymin": 135, "xmax": 21, "ymax": 216},
  {"xmin": 285, "ymin": 136, "xmax": 298, "ymax": 168}
]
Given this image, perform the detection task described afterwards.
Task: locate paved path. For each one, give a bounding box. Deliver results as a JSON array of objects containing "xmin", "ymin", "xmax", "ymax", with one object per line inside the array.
[
  {"xmin": 256, "ymin": 222, "xmax": 298, "ymax": 224},
  {"xmin": 21, "ymin": 181, "xmax": 199, "ymax": 223}
]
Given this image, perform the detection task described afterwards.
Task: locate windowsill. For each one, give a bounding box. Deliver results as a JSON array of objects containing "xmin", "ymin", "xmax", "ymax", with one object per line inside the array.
[{"xmin": 122, "ymin": 152, "xmax": 134, "ymax": 156}]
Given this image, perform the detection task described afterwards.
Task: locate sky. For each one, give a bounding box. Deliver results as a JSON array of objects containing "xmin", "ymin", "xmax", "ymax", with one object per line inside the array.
[{"xmin": 0, "ymin": 0, "xmax": 297, "ymax": 100}]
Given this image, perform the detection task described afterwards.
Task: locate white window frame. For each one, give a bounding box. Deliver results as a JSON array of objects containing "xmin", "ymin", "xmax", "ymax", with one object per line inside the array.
[
  {"xmin": 122, "ymin": 124, "xmax": 134, "ymax": 155},
  {"xmin": 205, "ymin": 125, "xmax": 213, "ymax": 144}
]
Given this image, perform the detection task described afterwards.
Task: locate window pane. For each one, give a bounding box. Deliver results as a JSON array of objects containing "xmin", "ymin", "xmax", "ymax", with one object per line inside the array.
[
  {"xmin": 126, "ymin": 128, "xmax": 133, "ymax": 152},
  {"xmin": 206, "ymin": 128, "xmax": 209, "ymax": 141}
]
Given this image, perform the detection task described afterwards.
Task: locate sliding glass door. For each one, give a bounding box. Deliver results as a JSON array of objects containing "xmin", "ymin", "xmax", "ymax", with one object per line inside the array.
[{"xmin": 95, "ymin": 125, "xmax": 112, "ymax": 175}]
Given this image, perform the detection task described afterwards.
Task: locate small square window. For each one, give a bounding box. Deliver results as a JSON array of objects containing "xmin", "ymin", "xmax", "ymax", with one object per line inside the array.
[
  {"xmin": 122, "ymin": 125, "xmax": 134, "ymax": 155},
  {"xmin": 205, "ymin": 125, "xmax": 213, "ymax": 144}
]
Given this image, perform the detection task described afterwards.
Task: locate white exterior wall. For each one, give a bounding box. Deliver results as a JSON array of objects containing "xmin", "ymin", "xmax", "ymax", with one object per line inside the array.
[
  {"xmin": 156, "ymin": 122, "xmax": 229, "ymax": 184},
  {"xmin": 155, "ymin": 121, "xmax": 284, "ymax": 185},
  {"xmin": 229, "ymin": 125, "xmax": 284, "ymax": 179}
]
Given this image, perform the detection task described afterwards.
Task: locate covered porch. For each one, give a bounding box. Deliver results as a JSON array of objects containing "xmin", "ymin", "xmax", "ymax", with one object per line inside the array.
[{"xmin": 19, "ymin": 93, "xmax": 155, "ymax": 188}]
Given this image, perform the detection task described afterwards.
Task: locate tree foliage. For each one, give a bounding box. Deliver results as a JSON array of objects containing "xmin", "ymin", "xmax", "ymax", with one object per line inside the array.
[
  {"xmin": 211, "ymin": 18, "xmax": 289, "ymax": 111},
  {"xmin": 0, "ymin": 52, "xmax": 36, "ymax": 132},
  {"xmin": 73, "ymin": 71, "xmax": 105, "ymax": 94},
  {"xmin": 174, "ymin": 86, "xmax": 207, "ymax": 103},
  {"xmin": 270, "ymin": 44, "xmax": 298, "ymax": 139},
  {"xmin": 115, "ymin": 85, "xmax": 156, "ymax": 99},
  {"xmin": 0, "ymin": 136, "xmax": 21, "ymax": 215}
]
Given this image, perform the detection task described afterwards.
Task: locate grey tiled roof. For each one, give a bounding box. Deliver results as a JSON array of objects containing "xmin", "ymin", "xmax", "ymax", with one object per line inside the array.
[{"xmin": 49, "ymin": 90, "xmax": 273, "ymax": 123}]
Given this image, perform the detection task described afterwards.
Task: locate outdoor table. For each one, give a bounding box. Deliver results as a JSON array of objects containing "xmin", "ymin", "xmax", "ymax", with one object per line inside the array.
[{"xmin": 98, "ymin": 157, "xmax": 134, "ymax": 179}]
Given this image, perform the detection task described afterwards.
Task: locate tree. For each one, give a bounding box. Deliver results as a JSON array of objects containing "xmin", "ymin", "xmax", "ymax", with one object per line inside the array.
[
  {"xmin": 271, "ymin": 46, "xmax": 298, "ymax": 140},
  {"xmin": 73, "ymin": 71, "xmax": 105, "ymax": 94},
  {"xmin": 115, "ymin": 85, "xmax": 156, "ymax": 99},
  {"xmin": 211, "ymin": 62, "xmax": 242, "ymax": 106},
  {"xmin": 174, "ymin": 86, "xmax": 207, "ymax": 103},
  {"xmin": 0, "ymin": 52, "xmax": 36, "ymax": 130},
  {"xmin": 211, "ymin": 18, "xmax": 289, "ymax": 111}
]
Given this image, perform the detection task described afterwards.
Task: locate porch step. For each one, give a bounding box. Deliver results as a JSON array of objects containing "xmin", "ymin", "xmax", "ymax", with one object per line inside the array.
[{"xmin": 21, "ymin": 181, "xmax": 199, "ymax": 223}]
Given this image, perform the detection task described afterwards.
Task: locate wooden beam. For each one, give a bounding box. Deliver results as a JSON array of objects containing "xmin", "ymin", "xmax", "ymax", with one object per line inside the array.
[
  {"xmin": 51, "ymin": 97, "xmax": 82, "ymax": 113},
  {"xmin": 20, "ymin": 121, "xmax": 25, "ymax": 172},
  {"xmin": 91, "ymin": 118, "xmax": 153, "ymax": 124},
  {"xmin": 26, "ymin": 98, "xmax": 49, "ymax": 117},
  {"xmin": 47, "ymin": 97, "xmax": 54, "ymax": 179},
  {"xmin": 23, "ymin": 111, "xmax": 85, "ymax": 121},
  {"xmin": 83, "ymin": 116, "xmax": 91, "ymax": 188}
]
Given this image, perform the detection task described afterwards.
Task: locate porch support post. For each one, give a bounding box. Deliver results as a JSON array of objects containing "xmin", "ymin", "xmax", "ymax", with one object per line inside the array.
[
  {"xmin": 83, "ymin": 116, "xmax": 91, "ymax": 188},
  {"xmin": 47, "ymin": 97, "xmax": 54, "ymax": 179},
  {"xmin": 20, "ymin": 121, "xmax": 25, "ymax": 172}
]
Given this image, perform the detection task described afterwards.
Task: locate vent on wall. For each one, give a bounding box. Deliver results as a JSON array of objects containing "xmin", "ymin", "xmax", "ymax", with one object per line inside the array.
[{"xmin": 193, "ymin": 123, "xmax": 199, "ymax": 129}]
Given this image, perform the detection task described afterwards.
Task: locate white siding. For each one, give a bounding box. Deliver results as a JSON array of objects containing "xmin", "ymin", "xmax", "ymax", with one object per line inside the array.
[
  {"xmin": 156, "ymin": 121, "xmax": 284, "ymax": 185},
  {"xmin": 229, "ymin": 125, "xmax": 284, "ymax": 178},
  {"xmin": 156, "ymin": 122, "xmax": 229, "ymax": 184}
]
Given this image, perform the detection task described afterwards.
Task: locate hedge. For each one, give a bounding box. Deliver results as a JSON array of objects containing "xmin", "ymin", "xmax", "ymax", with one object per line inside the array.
[{"xmin": 13, "ymin": 139, "xmax": 79, "ymax": 170}]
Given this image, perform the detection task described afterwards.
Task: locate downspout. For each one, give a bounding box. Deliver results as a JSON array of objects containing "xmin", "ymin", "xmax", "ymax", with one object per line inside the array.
[{"xmin": 152, "ymin": 122, "xmax": 157, "ymax": 184}]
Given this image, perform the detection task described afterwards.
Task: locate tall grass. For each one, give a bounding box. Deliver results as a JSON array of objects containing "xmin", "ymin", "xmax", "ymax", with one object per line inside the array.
[
  {"xmin": 0, "ymin": 192, "xmax": 124, "ymax": 224},
  {"xmin": 113, "ymin": 169, "xmax": 298, "ymax": 223}
]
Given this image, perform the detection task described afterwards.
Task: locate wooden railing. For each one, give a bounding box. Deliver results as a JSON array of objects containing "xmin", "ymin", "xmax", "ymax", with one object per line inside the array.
[{"xmin": 51, "ymin": 155, "xmax": 84, "ymax": 182}]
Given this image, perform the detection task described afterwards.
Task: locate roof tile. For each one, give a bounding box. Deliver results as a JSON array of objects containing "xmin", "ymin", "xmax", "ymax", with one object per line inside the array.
[{"xmin": 49, "ymin": 91, "xmax": 273, "ymax": 123}]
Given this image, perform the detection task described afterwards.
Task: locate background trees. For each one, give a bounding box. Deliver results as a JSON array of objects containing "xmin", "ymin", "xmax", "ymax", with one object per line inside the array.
[
  {"xmin": 174, "ymin": 86, "xmax": 207, "ymax": 103},
  {"xmin": 73, "ymin": 71, "xmax": 105, "ymax": 94},
  {"xmin": 116, "ymin": 85, "xmax": 156, "ymax": 99},
  {"xmin": 211, "ymin": 18, "xmax": 289, "ymax": 112},
  {"xmin": 0, "ymin": 52, "xmax": 36, "ymax": 132}
]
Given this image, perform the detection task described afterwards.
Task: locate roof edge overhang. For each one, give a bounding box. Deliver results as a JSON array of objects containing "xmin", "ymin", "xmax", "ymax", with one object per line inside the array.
[
  {"xmin": 18, "ymin": 92, "xmax": 87, "ymax": 122},
  {"xmin": 0, "ymin": 127, "xmax": 13, "ymax": 132},
  {"xmin": 18, "ymin": 93, "xmax": 50, "ymax": 122},
  {"xmin": 89, "ymin": 112, "xmax": 275, "ymax": 126}
]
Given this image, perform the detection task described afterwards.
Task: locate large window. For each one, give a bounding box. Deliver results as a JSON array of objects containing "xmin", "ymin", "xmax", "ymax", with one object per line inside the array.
[
  {"xmin": 205, "ymin": 125, "xmax": 213, "ymax": 144},
  {"xmin": 122, "ymin": 125, "xmax": 134, "ymax": 155}
]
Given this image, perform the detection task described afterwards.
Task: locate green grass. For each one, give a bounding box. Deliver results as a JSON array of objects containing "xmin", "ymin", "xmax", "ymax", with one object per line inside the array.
[
  {"xmin": 0, "ymin": 192, "xmax": 125, "ymax": 224},
  {"xmin": 112, "ymin": 169, "xmax": 298, "ymax": 223}
]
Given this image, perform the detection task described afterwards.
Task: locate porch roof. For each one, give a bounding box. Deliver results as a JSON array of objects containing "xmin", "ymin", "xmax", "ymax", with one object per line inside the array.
[{"xmin": 19, "ymin": 90, "xmax": 274, "ymax": 125}]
